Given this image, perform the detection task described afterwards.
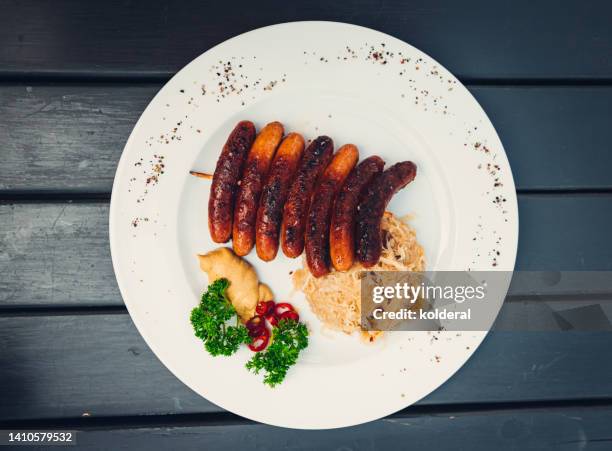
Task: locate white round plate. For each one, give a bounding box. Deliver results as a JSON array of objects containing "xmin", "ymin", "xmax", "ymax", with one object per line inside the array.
[{"xmin": 110, "ymin": 22, "xmax": 518, "ymax": 429}]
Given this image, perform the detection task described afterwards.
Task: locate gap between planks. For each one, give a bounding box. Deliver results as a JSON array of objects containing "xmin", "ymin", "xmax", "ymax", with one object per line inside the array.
[
  {"xmin": 3, "ymin": 292, "xmax": 612, "ymax": 317},
  {"xmin": 0, "ymin": 305, "xmax": 128, "ymax": 317},
  {"xmin": 2, "ymin": 398, "xmax": 612, "ymax": 431},
  {"xmin": 2, "ymin": 71, "xmax": 612, "ymax": 86}
]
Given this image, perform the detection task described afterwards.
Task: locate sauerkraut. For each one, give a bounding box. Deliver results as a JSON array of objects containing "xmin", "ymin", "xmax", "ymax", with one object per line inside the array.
[{"xmin": 293, "ymin": 212, "xmax": 425, "ymax": 334}]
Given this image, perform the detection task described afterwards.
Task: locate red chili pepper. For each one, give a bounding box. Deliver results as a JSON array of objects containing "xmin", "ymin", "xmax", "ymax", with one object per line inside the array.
[
  {"xmin": 245, "ymin": 315, "xmax": 265, "ymax": 332},
  {"xmin": 255, "ymin": 301, "xmax": 267, "ymax": 316},
  {"xmin": 279, "ymin": 310, "xmax": 299, "ymax": 323},
  {"xmin": 274, "ymin": 302, "xmax": 295, "ymax": 317},
  {"xmin": 248, "ymin": 328, "xmax": 270, "ymax": 352},
  {"xmin": 247, "ymin": 324, "xmax": 267, "ymax": 339},
  {"xmin": 255, "ymin": 300, "xmax": 275, "ymax": 316},
  {"xmin": 265, "ymin": 313, "xmax": 278, "ymax": 327}
]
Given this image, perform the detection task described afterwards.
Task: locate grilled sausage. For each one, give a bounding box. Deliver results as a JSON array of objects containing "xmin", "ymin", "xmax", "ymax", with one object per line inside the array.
[
  {"xmin": 232, "ymin": 121, "xmax": 284, "ymax": 256},
  {"xmin": 255, "ymin": 133, "xmax": 305, "ymax": 261},
  {"xmin": 330, "ymin": 156, "xmax": 385, "ymax": 271},
  {"xmin": 208, "ymin": 121, "xmax": 256, "ymax": 243},
  {"xmin": 356, "ymin": 161, "xmax": 417, "ymax": 267},
  {"xmin": 281, "ymin": 136, "xmax": 334, "ymax": 258},
  {"xmin": 305, "ymin": 144, "xmax": 359, "ymax": 277}
]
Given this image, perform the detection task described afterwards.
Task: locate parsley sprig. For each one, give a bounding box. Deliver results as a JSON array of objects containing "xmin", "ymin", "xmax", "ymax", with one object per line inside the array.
[
  {"xmin": 190, "ymin": 278, "xmax": 250, "ymax": 356},
  {"xmin": 246, "ymin": 318, "xmax": 309, "ymax": 387}
]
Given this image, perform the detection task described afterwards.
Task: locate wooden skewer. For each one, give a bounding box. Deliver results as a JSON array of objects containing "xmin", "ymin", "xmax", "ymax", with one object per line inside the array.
[{"xmin": 189, "ymin": 170, "xmax": 213, "ymax": 180}]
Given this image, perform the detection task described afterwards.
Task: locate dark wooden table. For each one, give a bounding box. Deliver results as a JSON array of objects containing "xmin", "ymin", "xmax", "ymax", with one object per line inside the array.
[{"xmin": 1, "ymin": 1, "xmax": 612, "ymax": 449}]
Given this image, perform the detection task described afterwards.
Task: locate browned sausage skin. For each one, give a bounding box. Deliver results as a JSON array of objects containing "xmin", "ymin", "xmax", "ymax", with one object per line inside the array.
[
  {"xmin": 330, "ymin": 155, "xmax": 385, "ymax": 271},
  {"xmin": 208, "ymin": 121, "xmax": 256, "ymax": 243},
  {"xmin": 356, "ymin": 161, "xmax": 417, "ymax": 267},
  {"xmin": 281, "ymin": 136, "xmax": 334, "ymax": 258},
  {"xmin": 255, "ymin": 133, "xmax": 305, "ymax": 261},
  {"xmin": 305, "ymin": 144, "xmax": 359, "ymax": 277},
  {"xmin": 232, "ymin": 122, "xmax": 284, "ymax": 256}
]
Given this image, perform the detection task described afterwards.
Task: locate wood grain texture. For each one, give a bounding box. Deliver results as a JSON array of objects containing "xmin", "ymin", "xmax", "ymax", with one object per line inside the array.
[
  {"xmin": 2, "ymin": 85, "xmax": 612, "ymax": 192},
  {"xmin": 63, "ymin": 407, "xmax": 612, "ymax": 451},
  {"xmin": 1, "ymin": 197, "xmax": 612, "ymax": 308},
  {"xmin": 0, "ymin": 0, "xmax": 611, "ymax": 80},
  {"xmin": 1, "ymin": 314, "xmax": 612, "ymax": 421},
  {"xmin": 0, "ymin": 203, "xmax": 119, "ymax": 306},
  {"xmin": 0, "ymin": 84, "xmax": 156, "ymax": 192}
]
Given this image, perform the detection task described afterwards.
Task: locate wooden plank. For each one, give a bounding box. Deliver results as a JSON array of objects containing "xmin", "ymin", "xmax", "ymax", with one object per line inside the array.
[
  {"xmin": 0, "ymin": 314, "xmax": 218, "ymax": 420},
  {"xmin": 2, "ymin": 84, "xmax": 612, "ymax": 192},
  {"xmin": 0, "ymin": 203, "xmax": 119, "ymax": 306},
  {"xmin": 516, "ymin": 194, "xmax": 612, "ymax": 271},
  {"xmin": 1, "ymin": 196, "xmax": 612, "ymax": 308},
  {"xmin": 1, "ymin": 0, "xmax": 611, "ymax": 79},
  {"xmin": 1, "ymin": 314, "xmax": 612, "ymax": 421},
  {"xmin": 69, "ymin": 407, "xmax": 612, "ymax": 451},
  {"xmin": 0, "ymin": 84, "xmax": 156, "ymax": 193},
  {"xmin": 470, "ymin": 87, "xmax": 612, "ymax": 191}
]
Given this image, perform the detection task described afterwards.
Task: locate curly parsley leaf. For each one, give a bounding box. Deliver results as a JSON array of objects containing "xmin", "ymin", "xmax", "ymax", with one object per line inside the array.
[
  {"xmin": 246, "ymin": 318, "xmax": 309, "ymax": 387},
  {"xmin": 190, "ymin": 278, "xmax": 250, "ymax": 357}
]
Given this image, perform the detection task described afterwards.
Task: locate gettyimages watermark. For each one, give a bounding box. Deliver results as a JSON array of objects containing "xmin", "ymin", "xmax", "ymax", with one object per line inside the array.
[{"xmin": 360, "ymin": 271, "xmax": 612, "ymax": 332}]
